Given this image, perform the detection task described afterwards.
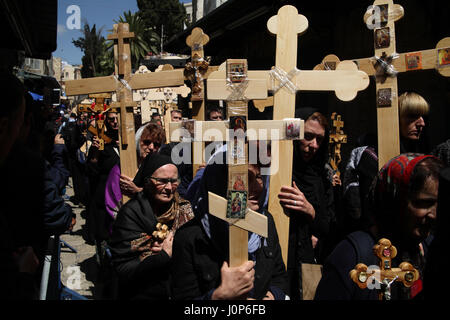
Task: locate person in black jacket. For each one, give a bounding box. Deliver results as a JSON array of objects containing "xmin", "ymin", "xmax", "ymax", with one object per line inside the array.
[
  {"xmin": 108, "ymin": 153, "xmax": 194, "ymax": 300},
  {"xmin": 277, "ymin": 108, "xmax": 335, "ymax": 300},
  {"xmin": 171, "ymin": 149, "xmax": 288, "ymax": 300},
  {"xmin": 315, "ymin": 154, "xmax": 443, "ymax": 300},
  {"xmin": 85, "ymin": 111, "xmax": 120, "ymax": 259}
]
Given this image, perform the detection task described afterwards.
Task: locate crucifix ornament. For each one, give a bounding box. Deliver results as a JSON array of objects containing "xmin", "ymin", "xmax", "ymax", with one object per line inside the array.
[
  {"xmin": 78, "ymin": 94, "xmax": 115, "ymax": 151},
  {"xmin": 329, "ymin": 112, "xmax": 347, "ymax": 177},
  {"xmin": 350, "ymin": 238, "xmax": 419, "ymax": 300}
]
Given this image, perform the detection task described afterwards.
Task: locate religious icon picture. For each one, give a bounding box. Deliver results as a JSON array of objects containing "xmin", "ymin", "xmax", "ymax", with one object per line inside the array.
[
  {"xmin": 227, "ymin": 59, "xmax": 247, "ymax": 83},
  {"xmin": 230, "ymin": 116, "xmax": 247, "ymax": 133},
  {"xmin": 226, "ymin": 190, "xmax": 247, "ymax": 219},
  {"xmin": 405, "ymin": 52, "xmax": 422, "ymax": 71},
  {"xmin": 285, "ymin": 119, "xmax": 301, "ymax": 139},
  {"xmin": 377, "ymin": 4, "xmax": 389, "ymax": 26},
  {"xmin": 181, "ymin": 119, "xmax": 195, "ymax": 140},
  {"xmin": 377, "ymin": 88, "xmax": 392, "ymax": 107},
  {"xmin": 229, "ymin": 172, "xmax": 248, "ymax": 191},
  {"xmin": 229, "ymin": 137, "xmax": 246, "ymax": 163},
  {"xmin": 437, "ymin": 47, "xmax": 450, "ymax": 67},
  {"xmin": 374, "ymin": 27, "xmax": 390, "ymax": 49}
]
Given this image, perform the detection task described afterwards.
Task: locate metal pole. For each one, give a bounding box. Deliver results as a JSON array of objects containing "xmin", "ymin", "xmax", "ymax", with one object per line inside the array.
[{"xmin": 39, "ymin": 236, "xmax": 55, "ymax": 300}]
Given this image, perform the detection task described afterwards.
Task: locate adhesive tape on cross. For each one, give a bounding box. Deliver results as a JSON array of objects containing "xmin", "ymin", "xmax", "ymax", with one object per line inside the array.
[{"xmin": 269, "ymin": 67, "xmax": 300, "ymax": 94}]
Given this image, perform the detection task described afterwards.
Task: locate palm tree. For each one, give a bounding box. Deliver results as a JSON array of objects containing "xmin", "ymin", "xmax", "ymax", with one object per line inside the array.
[
  {"xmin": 72, "ymin": 21, "xmax": 106, "ymax": 77},
  {"xmin": 112, "ymin": 10, "xmax": 160, "ymax": 69}
]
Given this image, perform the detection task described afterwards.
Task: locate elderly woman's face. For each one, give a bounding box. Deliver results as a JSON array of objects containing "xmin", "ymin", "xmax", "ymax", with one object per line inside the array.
[
  {"xmin": 402, "ymin": 176, "xmax": 438, "ymax": 242},
  {"xmin": 145, "ymin": 164, "xmax": 179, "ymax": 204}
]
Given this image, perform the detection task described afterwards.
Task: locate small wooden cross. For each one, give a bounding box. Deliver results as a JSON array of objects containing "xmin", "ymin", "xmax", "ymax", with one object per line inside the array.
[
  {"xmin": 184, "ymin": 27, "xmax": 210, "ymax": 102},
  {"xmin": 329, "ymin": 112, "xmax": 347, "ymax": 177},
  {"xmin": 131, "ymin": 65, "xmax": 191, "ymax": 125},
  {"xmin": 350, "ymin": 238, "xmax": 419, "ymax": 300},
  {"xmin": 183, "ymin": 27, "xmax": 220, "ymax": 176}
]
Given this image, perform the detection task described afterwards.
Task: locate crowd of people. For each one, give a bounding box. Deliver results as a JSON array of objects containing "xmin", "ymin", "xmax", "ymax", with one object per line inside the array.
[{"xmin": 0, "ymin": 70, "xmax": 448, "ymax": 301}]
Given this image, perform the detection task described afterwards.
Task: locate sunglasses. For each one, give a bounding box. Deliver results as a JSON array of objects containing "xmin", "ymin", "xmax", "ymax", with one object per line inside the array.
[
  {"xmin": 141, "ymin": 140, "xmax": 161, "ymax": 148},
  {"xmin": 148, "ymin": 176, "xmax": 180, "ymax": 186}
]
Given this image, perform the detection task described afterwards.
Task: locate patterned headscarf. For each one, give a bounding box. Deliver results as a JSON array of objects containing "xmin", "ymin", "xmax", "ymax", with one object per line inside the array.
[{"xmin": 376, "ymin": 153, "xmax": 437, "ymax": 200}]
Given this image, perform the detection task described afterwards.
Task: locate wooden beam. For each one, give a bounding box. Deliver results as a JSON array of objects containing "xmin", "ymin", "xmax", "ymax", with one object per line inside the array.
[{"xmin": 208, "ymin": 192, "xmax": 268, "ymax": 238}]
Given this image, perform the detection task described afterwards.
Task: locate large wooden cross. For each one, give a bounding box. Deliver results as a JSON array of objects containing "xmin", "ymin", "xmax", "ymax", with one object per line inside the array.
[
  {"xmin": 266, "ymin": 6, "xmax": 368, "ymax": 265},
  {"xmin": 315, "ymin": 1, "xmax": 450, "ymax": 169},
  {"xmin": 350, "ymin": 238, "xmax": 419, "ymax": 300},
  {"xmin": 204, "ymin": 6, "xmax": 370, "ymax": 265},
  {"xmin": 64, "ymin": 23, "xmax": 185, "ymax": 202},
  {"xmin": 170, "ymin": 59, "xmax": 305, "ymax": 268}
]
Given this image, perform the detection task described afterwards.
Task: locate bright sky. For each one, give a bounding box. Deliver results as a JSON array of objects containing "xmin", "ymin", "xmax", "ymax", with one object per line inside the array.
[{"xmin": 55, "ymin": 0, "xmax": 190, "ymax": 66}]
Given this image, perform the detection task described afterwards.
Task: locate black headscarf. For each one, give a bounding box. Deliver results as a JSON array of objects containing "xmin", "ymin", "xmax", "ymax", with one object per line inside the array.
[
  {"xmin": 133, "ymin": 153, "xmax": 174, "ymax": 188},
  {"xmin": 292, "ymin": 107, "xmax": 330, "ymax": 215},
  {"xmin": 288, "ymin": 107, "xmax": 333, "ymax": 299}
]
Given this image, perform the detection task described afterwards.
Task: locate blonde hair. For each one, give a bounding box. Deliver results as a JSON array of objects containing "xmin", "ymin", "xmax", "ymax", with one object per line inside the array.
[{"xmin": 398, "ymin": 92, "xmax": 429, "ymax": 118}]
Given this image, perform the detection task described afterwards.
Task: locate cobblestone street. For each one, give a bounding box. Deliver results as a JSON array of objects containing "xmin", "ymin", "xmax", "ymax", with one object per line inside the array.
[{"xmin": 59, "ymin": 179, "xmax": 99, "ymax": 299}]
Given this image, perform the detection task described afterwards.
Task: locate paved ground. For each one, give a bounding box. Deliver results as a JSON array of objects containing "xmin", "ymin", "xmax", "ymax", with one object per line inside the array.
[{"xmin": 59, "ymin": 179, "xmax": 100, "ymax": 299}]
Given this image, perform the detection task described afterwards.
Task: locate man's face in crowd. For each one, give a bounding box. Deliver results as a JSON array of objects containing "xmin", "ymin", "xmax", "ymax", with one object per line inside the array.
[
  {"xmin": 171, "ymin": 111, "xmax": 182, "ymax": 122},
  {"xmin": 209, "ymin": 111, "xmax": 223, "ymax": 121},
  {"xmin": 106, "ymin": 112, "xmax": 119, "ymax": 130}
]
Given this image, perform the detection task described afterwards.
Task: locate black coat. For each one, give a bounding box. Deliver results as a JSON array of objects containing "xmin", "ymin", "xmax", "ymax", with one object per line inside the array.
[
  {"xmin": 109, "ymin": 192, "xmax": 171, "ymax": 300},
  {"xmin": 171, "ymin": 212, "xmax": 288, "ymax": 300},
  {"xmin": 288, "ymin": 108, "xmax": 335, "ymax": 300}
]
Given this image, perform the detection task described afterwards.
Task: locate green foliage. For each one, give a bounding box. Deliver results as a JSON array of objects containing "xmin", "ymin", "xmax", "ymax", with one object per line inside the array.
[
  {"xmin": 113, "ymin": 10, "xmax": 160, "ymax": 68},
  {"xmin": 137, "ymin": 0, "xmax": 188, "ymax": 49},
  {"xmin": 72, "ymin": 22, "xmax": 109, "ymax": 77}
]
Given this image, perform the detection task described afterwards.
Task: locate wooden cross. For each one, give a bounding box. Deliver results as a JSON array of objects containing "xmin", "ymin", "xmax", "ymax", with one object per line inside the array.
[
  {"xmin": 266, "ymin": 6, "xmax": 369, "ymax": 265},
  {"xmin": 318, "ymin": 1, "xmax": 450, "ymax": 169},
  {"xmin": 170, "ymin": 59, "xmax": 304, "ymax": 268},
  {"xmin": 131, "ymin": 65, "xmax": 191, "ymax": 125},
  {"xmin": 184, "ymin": 28, "xmax": 220, "ymax": 176},
  {"xmin": 205, "ymin": 6, "xmax": 370, "ymax": 265},
  {"xmin": 329, "ymin": 112, "xmax": 347, "ymax": 177},
  {"xmin": 64, "ymin": 23, "xmax": 186, "ymax": 202},
  {"xmin": 350, "ymin": 238, "xmax": 419, "ymax": 300}
]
